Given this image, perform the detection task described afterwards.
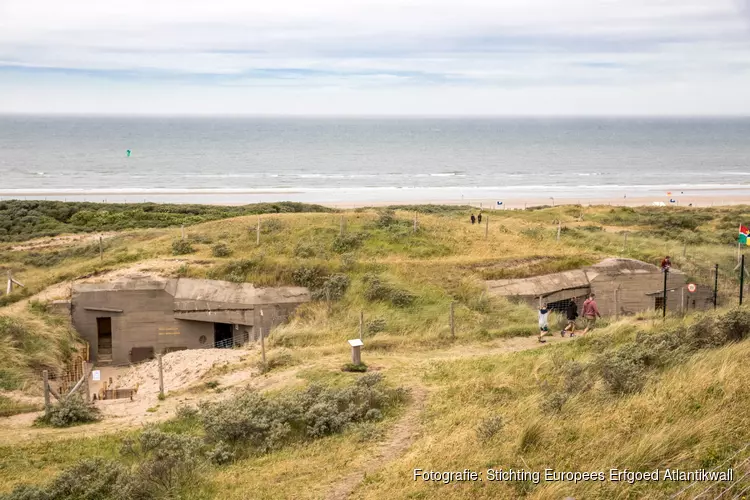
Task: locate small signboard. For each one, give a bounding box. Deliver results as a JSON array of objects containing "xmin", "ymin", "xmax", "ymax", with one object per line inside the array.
[
  {"xmin": 687, "ymin": 283, "xmax": 697, "ymax": 293},
  {"xmin": 92, "ymin": 370, "xmax": 101, "ymax": 381},
  {"xmin": 348, "ymin": 339, "xmax": 364, "ymax": 347}
]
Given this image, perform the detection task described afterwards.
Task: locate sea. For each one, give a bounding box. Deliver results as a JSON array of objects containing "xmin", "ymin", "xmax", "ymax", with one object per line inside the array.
[{"xmin": 1, "ymin": 116, "xmax": 749, "ymax": 205}]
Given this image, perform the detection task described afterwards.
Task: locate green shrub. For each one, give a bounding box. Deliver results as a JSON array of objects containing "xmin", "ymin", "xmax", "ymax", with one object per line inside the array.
[
  {"xmin": 476, "ymin": 415, "xmax": 504, "ymax": 440},
  {"xmin": 207, "ymin": 441, "xmax": 235, "ymax": 465},
  {"xmin": 342, "ymin": 363, "xmax": 368, "ymax": 373},
  {"xmin": 366, "ymin": 318, "xmax": 387, "ymax": 334},
  {"xmin": 34, "ymin": 396, "xmax": 101, "ymax": 428},
  {"xmin": 332, "ymin": 233, "xmax": 364, "ymax": 253},
  {"xmin": 375, "ymin": 209, "xmax": 397, "ymax": 228},
  {"xmin": 210, "ymin": 258, "xmax": 261, "ymax": 283},
  {"xmin": 171, "ymin": 239, "xmax": 195, "ymax": 255},
  {"xmin": 120, "ymin": 428, "xmax": 204, "ymax": 497},
  {"xmin": 211, "ymin": 242, "xmax": 232, "ymax": 257},
  {"xmin": 198, "ymin": 374, "xmax": 405, "ymax": 454},
  {"xmin": 362, "ymin": 274, "xmax": 415, "ymax": 307},
  {"xmin": 311, "ymin": 274, "xmax": 351, "ymax": 301},
  {"xmin": 260, "ymin": 218, "xmax": 284, "ymax": 234},
  {"xmin": 294, "ymin": 241, "xmax": 320, "ymax": 258},
  {"xmin": 292, "ymin": 265, "xmax": 328, "ymax": 289}
]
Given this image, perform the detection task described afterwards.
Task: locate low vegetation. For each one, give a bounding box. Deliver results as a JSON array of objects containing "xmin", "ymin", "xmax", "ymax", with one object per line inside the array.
[
  {"xmin": 34, "ymin": 396, "xmax": 101, "ymax": 428},
  {"xmin": 0, "ymin": 200, "xmax": 334, "ymax": 242},
  {"xmin": 0, "ymin": 304, "xmax": 81, "ymax": 392},
  {"xmin": 2, "ymin": 376, "xmax": 406, "ymax": 499}
]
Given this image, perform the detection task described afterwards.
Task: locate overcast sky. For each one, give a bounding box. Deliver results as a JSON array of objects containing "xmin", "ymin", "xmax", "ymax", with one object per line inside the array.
[{"xmin": 1, "ymin": 0, "xmax": 750, "ymax": 115}]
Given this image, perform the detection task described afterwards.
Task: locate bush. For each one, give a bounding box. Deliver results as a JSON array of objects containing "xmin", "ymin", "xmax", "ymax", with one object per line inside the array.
[
  {"xmin": 260, "ymin": 218, "xmax": 284, "ymax": 234},
  {"xmin": 35, "ymin": 396, "xmax": 101, "ymax": 428},
  {"xmin": 362, "ymin": 274, "xmax": 415, "ymax": 307},
  {"xmin": 171, "ymin": 239, "xmax": 195, "ymax": 255},
  {"xmin": 476, "ymin": 415, "xmax": 504, "ymax": 441},
  {"xmin": 121, "ymin": 428, "xmax": 203, "ymax": 496},
  {"xmin": 342, "ymin": 363, "xmax": 368, "ymax": 373},
  {"xmin": 294, "ymin": 241, "xmax": 320, "ymax": 258},
  {"xmin": 207, "ymin": 441, "xmax": 235, "ymax": 465},
  {"xmin": 332, "ymin": 233, "xmax": 364, "ymax": 253},
  {"xmin": 311, "ymin": 274, "xmax": 351, "ymax": 301},
  {"xmin": 210, "ymin": 258, "xmax": 260, "ymax": 283},
  {"xmin": 211, "ymin": 242, "xmax": 232, "ymax": 257},
  {"xmin": 292, "ymin": 265, "xmax": 328, "ymax": 289},
  {"xmin": 375, "ymin": 209, "xmax": 397, "ymax": 228},
  {"xmin": 198, "ymin": 375, "xmax": 405, "ymax": 454},
  {"xmin": 367, "ymin": 318, "xmax": 387, "ymax": 334}
]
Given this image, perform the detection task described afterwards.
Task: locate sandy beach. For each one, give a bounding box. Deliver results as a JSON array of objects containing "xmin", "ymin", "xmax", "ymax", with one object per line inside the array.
[{"xmin": 2, "ymin": 188, "xmax": 749, "ymax": 209}]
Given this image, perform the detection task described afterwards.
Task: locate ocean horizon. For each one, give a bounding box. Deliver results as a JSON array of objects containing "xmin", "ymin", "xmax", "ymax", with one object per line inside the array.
[{"xmin": 2, "ymin": 116, "xmax": 749, "ymax": 205}]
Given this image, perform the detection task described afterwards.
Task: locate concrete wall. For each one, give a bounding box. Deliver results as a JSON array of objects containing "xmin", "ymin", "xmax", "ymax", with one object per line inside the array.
[
  {"xmin": 72, "ymin": 288, "xmax": 307, "ymax": 364},
  {"xmin": 72, "ymin": 289, "xmax": 211, "ymax": 364},
  {"xmin": 590, "ymin": 272, "xmax": 688, "ymax": 316}
]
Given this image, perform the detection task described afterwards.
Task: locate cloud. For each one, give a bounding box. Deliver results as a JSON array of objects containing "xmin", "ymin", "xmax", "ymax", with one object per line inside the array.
[{"xmin": 1, "ymin": 0, "xmax": 750, "ymax": 113}]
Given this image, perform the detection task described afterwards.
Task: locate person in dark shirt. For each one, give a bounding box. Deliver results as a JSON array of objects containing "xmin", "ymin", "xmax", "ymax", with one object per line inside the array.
[
  {"xmin": 561, "ymin": 300, "xmax": 579, "ymax": 337},
  {"xmin": 470, "ymin": 214, "xmax": 476, "ymax": 224},
  {"xmin": 477, "ymin": 212, "xmax": 483, "ymax": 224}
]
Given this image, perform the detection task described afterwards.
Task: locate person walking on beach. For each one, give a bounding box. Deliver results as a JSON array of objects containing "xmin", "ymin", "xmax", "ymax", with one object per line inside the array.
[
  {"xmin": 581, "ymin": 294, "xmax": 600, "ymax": 336},
  {"xmin": 660, "ymin": 256, "xmax": 671, "ymax": 272},
  {"xmin": 538, "ymin": 303, "xmax": 550, "ymax": 343},
  {"xmin": 561, "ymin": 300, "xmax": 578, "ymax": 337},
  {"xmin": 477, "ymin": 212, "xmax": 483, "ymax": 224},
  {"xmin": 470, "ymin": 214, "xmax": 476, "ymax": 224}
]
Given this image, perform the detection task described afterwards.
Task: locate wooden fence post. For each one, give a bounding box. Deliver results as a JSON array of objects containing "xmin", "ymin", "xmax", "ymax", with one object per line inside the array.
[
  {"xmin": 256, "ymin": 216, "xmax": 261, "ymax": 245},
  {"xmin": 82, "ymin": 360, "xmax": 90, "ymax": 402},
  {"xmin": 450, "ymin": 301, "xmax": 455, "ymax": 339},
  {"xmin": 99, "ymin": 236, "xmax": 103, "ymax": 262},
  {"xmin": 157, "ymin": 354, "xmax": 164, "ymax": 398},
  {"xmin": 557, "ymin": 221, "xmax": 561, "ymax": 241},
  {"xmin": 43, "ymin": 370, "xmax": 51, "ymax": 415},
  {"xmin": 413, "ymin": 211, "xmax": 418, "ymax": 233},
  {"xmin": 682, "ymin": 242, "xmax": 687, "ymax": 258},
  {"xmin": 485, "ymin": 216, "xmax": 489, "ymax": 239},
  {"xmin": 260, "ymin": 327, "xmax": 266, "ymax": 365}
]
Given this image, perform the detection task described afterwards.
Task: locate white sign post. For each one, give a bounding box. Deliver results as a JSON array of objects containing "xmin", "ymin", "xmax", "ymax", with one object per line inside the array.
[
  {"xmin": 92, "ymin": 370, "xmax": 101, "ymax": 382},
  {"xmin": 348, "ymin": 339, "xmax": 364, "ymax": 365}
]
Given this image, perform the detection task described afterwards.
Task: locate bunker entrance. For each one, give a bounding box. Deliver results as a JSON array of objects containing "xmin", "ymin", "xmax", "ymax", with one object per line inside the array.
[
  {"xmin": 214, "ymin": 323, "xmax": 233, "ymax": 348},
  {"xmin": 97, "ymin": 317, "xmax": 113, "ymax": 363}
]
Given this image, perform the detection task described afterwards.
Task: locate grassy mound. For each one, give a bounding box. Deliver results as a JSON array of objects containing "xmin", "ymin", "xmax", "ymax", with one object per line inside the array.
[{"xmin": 0, "ymin": 302, "xmax": 81, "ymax": 392}]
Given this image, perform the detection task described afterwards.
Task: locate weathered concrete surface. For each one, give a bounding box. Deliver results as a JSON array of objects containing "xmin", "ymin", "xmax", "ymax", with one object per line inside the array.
[
  {"xmin": 486, "ymin": 258, "xmax": 712, "ymax": 316},
  {"xmin": 71, "ymin": 278, "xmax": 310, "ymax": 364}
]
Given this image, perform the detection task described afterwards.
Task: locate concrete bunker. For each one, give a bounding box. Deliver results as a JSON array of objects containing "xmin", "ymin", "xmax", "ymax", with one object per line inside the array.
[
  {"xmin": 486, "ymin": 258, "xmax": 714, "ymax": 316},
  {"xmin": 71, "ymin": 276, "xmax": 310, "ymax": 365}
]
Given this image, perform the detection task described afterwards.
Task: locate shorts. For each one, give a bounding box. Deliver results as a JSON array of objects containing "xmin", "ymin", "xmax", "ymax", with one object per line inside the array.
[
  {"xmin": 566, "ymin": 320, "xmax": 576, "ymax": 329},
  {"xmin": 540, "ymin": 326, "xmax": 549, "ymax": 332},
  {"xmin": 584, "ymin": 316, "xmax": 597, "ymax": 329}
]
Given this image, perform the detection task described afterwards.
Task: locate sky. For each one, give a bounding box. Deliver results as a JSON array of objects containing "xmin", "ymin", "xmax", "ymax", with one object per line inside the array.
[{"xmin": 1, "ymin": 0, "xmax": 750, "ymax": 115}]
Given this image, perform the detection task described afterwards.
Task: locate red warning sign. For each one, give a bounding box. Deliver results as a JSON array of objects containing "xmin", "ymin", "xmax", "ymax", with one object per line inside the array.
[{"xmin": 687, "ymin": 283, "xmax": 697, "ymax": 293}]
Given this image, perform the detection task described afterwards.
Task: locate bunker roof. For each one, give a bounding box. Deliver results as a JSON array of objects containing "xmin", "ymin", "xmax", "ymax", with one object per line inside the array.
[{"xmin": 72, "ymin": 277, "xmax": 309, "ymax": 306}]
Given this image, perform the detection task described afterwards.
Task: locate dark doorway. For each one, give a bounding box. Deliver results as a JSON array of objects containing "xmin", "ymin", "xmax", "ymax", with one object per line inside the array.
[
  {"xmin": 655, "ymin": 296, "xmax": 665, "ymax": 310},
  {"xmin": 214, "ymin": 323, "xmax": 233, "ymax": 348},
  {"xmin": 97, "ymin": 317, "xmax": 113, "ymax": 363}
]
